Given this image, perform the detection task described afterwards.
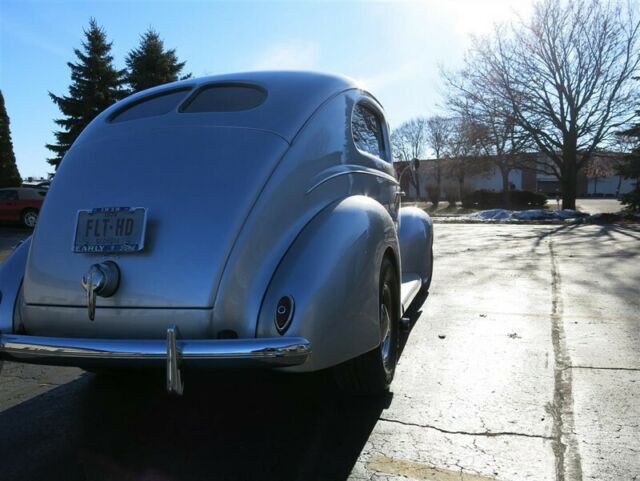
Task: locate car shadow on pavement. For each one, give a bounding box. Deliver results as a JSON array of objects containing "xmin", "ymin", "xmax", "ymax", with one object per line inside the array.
[
  {"xmin": 0, "ymin": 366, "xmax": 393, "ymax": 481},
  {"xmin": 400, "ymin": 289, "xmax": 428, "ymax": 354},
  {"xmin": 0, "ymin": 288, "xmax": 431, "ymax": 481}
]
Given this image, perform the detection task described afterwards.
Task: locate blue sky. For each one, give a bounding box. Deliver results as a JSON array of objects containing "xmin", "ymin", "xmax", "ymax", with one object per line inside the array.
[{"xmin": 0, "ymin": 0, "xmax": 531, "ymax": 178}]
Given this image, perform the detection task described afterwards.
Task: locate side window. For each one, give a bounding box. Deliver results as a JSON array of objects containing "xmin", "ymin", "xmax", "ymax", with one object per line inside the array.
[
  {"xmin": 0, "ymin": 190, "xmax": 18, "ymax": 200},
  {"xmin": 352, "ymin": 103, "xmax": 387, "ymax": 160}
]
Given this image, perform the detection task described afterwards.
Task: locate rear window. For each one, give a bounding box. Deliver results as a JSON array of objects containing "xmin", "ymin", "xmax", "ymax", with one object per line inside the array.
[
  {"xmin": 111, "ymin": 88, "xmax": 191, "ymax": 123},
  {"xmin": 181, "ymin": 84, "xmax": 267, "ymax": 113}
]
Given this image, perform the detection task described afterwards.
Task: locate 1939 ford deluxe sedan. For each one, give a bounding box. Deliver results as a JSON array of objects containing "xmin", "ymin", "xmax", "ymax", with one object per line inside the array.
[{"xmin": 0, "ymin": 72, "xmax": 433, "ymax": 395}]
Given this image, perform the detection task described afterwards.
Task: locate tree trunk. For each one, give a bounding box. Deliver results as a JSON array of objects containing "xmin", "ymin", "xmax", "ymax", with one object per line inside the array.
[
  {"xmin": 500, "ymin": 166, "xmax": 511, "ymax": 208},
  {"xmin": 433, "ymin": 160, "xmax": 441, "ymax": 208},
  {"xmin": 561, "ymin": 160, "xmax": 578, "ymax": 210},
  {"xmin": 616, "ymin": 175, "xmax": 622, "ymax": 198},
  {"xmin": 560, "ymin": 137, "xmax": 579, "ymax": 210},
  {"xmin": 593, "ymin": 176, "xmax": 598, "ymax": 195}
]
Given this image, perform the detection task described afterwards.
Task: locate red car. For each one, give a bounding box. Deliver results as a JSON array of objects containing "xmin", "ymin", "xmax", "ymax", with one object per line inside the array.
[{"xmin": 0, "ymin": 187, "xmax": 47, "ymax": 228}]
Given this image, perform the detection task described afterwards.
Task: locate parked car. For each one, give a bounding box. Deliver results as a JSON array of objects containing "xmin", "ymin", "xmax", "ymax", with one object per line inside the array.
[
  {"xmin": 0, "ymin": 187, "xmax": 46, "ymax": 227},
  {"xmin": 0, "ymin": 72, "xmax": 433, "ymax": 395}
]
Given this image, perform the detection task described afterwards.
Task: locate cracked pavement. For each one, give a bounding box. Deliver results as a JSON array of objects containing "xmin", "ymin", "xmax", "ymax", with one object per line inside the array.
[
  {"xmin": 0, "ymin": 223, "xmax": 638, "ymax": 481},
  {"xmin": 353, "ymin": 223, "xmax": 640, "ymax": 481}
]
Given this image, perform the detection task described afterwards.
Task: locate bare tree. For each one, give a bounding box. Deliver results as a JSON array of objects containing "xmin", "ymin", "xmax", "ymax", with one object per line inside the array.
[
  {"xmin": 442, "ymin": 117, "xmax": 492, "ymax": 204},
  {"xmin": 424, "ymin": 116, "xmax": 451, "ymax": 206},
  {"xmin": 584, "ymin": 154, "xmax": 616, "ymax": 194},
  {"xmin": 391, "ymin": 117, "xmax": 428, "ymax": 160},
  {"xmin": 391, "ymin": 117, "xmax": 428, "ymax": 199},
  {"xmin": 474, "ymin": 113, "xmax": 530, "ymax": 206},
  {"xmin": 446, "ymin": 0, "xmax": 640, "ymax": 209},
  {"xmin": 445, "ymin": 69, "xmax": 532, "ymax": 207}
]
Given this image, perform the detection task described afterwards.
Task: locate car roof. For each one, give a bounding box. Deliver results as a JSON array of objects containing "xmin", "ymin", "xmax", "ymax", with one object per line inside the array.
[{"xmin": 98, "ymin": 71, "xmax": 369, "ymax": 143}]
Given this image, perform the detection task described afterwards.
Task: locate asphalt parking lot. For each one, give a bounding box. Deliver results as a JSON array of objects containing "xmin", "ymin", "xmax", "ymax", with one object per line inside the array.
[{"xmin": 0, "ymin": 223, "xmax": 638, "ymax": 481}]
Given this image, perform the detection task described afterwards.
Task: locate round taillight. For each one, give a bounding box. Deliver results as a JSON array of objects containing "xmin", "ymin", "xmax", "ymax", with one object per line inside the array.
[{"xmin": 275, "ymin": 296, "xmax": 295, "ymax": 333}]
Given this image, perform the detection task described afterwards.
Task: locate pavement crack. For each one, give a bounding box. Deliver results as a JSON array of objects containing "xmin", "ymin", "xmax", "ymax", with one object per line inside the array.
[
  {"xmin": 378, "ymin": 416, "xmax": 554, "ymax": 440},
  {"xmin": 549, "ymin": 240, "xmax": 583, "ymax": 481}
]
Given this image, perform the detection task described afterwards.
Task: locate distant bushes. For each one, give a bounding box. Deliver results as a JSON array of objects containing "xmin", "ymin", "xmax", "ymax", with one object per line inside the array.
[{"xmin": 462, "ymin": 189, "xmax": 548, "ymax": 209}]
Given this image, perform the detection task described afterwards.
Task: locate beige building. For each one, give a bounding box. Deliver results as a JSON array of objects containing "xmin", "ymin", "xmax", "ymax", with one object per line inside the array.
[{"xmin": 395, "ymin": 152, "xmax": 633, "ymax": 200}]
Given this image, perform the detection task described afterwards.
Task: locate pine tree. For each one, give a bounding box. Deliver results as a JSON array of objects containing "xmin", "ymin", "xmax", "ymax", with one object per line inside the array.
[
  {"xmin": 125, "ymin": 29, "xmax": 190, "ymax": 93},
  {"xmin": 618, "ymin": 123, "xmax": 640, "ymax": 211},
  {"xmin": 46, "ymin": 18, "xmax": 125, "ymax": 167},
  {"xmin": 0, "ymin": 91, "xmax": 22, "ymax": 188}
]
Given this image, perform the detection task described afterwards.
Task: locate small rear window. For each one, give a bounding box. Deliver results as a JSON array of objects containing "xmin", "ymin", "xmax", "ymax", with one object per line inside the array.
[
  {"xmin": 111, "ymin": 88, "xmax": 191, "ymax": 123},
  {"xmin": 181, "ymin": 84, "xmax": 267, "ymax": 113}
]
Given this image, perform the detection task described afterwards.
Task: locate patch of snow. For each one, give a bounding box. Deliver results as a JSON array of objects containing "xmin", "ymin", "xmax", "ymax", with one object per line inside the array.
[
  {"xmin": 467, "ymin": 209, "xmax": 588, "ymax": 222},
  {"xmin": 469, "ymin": 209, "xmax": 512, "ymax": 220},
  {"xmin": 512, "ymin": 209, "xmax": 556, "ymax": 220}
]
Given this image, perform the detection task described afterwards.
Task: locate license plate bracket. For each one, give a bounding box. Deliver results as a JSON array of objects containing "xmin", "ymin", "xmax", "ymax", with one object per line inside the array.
[{"xmin": 73, "ymin": 207, "xmax": 147, "ymax": 253}]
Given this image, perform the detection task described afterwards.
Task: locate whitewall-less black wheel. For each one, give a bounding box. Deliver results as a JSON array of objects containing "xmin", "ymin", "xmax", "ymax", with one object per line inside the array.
[
  {"xmin": 21, "ymin": 209, "xmax": 38, "ymax": 228},
  {"xmin": 334, "ymin": 256, "xmax": 399, "ymax": 395}
]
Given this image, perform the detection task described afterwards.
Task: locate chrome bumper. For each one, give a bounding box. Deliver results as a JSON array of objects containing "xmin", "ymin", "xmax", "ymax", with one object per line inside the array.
[{"xmin": 0, "ymin": 327, "xmax": 311, "ymax": 394}]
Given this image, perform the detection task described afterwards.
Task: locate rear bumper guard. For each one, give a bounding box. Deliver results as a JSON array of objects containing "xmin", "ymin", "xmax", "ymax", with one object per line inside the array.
[{"xmin": 0, "ymin": 326, "xmax": 311, "ymax": 395}]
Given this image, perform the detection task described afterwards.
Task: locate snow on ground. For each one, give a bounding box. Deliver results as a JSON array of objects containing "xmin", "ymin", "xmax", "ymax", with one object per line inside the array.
[{"xmin": 467, "ymin": 209, "xmax": 589, "ymax": 222}]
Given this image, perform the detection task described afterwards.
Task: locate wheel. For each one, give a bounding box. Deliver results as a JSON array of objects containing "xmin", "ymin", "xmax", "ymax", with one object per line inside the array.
[
  {"xmin": 334, "ymin": 256, "xmax": 399, "ymax": 395},
  {"xmin": 21, "ymin": 209, "xmax": 38, "ymax": 228}
]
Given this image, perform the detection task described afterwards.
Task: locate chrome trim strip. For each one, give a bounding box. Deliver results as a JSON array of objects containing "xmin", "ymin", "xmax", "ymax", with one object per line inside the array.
[
  {"xmin": 0, "ymin": 334, "xmax": 311, "ymax": 366},
  {"xmin": 305, "ymin": 168, "xmax": 399, "ymax": 195}
]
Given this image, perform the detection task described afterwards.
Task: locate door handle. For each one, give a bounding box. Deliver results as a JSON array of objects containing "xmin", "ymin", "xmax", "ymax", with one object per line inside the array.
[{"xmin": 81, "ymin": 261, "xmax": 120, "ymax": 320}]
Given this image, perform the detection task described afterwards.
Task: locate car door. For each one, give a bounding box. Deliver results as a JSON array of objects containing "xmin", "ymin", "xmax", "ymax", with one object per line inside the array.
[
  {"xmin": 350, "ymin": 100, "xmax": 399, "ymax": 225},
  {"xmin": 0, "ymin": 189, "xmax": 19, "ymax": 221}
]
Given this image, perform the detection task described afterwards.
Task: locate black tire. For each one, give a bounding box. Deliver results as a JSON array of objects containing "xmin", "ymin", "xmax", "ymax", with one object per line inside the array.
[
  {"xmin": 334, "ymin": 256, "xmax": 399, "ymax": 395},
  {"xmin": 21, "ymin": 209, "xmax": 38, "ymax": 228}
]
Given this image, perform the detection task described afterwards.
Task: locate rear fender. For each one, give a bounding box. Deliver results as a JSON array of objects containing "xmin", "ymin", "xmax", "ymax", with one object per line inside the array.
[
  {"xmin": 0, "ymin": 238, "xmax": 31, "ymax": 333},
  {"xmin": 256, "ymin": 196, "xmax": 399, "ymax": 372},
  {"xmin": 398, "ymin": 207, "xmax": 433, "ymax": 282}
]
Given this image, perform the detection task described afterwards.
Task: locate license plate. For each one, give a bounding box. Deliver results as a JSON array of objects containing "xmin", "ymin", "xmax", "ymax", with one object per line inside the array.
[{"xmin": 73, "ymin": 207, "xmax": 147, "ymax": 253}]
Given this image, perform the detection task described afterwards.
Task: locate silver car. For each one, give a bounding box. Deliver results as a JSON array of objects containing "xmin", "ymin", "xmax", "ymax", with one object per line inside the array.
[{"xmin": 0, "ymin": 72, "xmax": 433, "ymax": 395}]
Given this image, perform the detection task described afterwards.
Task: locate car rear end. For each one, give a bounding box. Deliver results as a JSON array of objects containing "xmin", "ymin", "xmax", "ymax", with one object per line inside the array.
[{"xmin": 0, "ymin": 73, "xmax": 355, "ymax": 390}]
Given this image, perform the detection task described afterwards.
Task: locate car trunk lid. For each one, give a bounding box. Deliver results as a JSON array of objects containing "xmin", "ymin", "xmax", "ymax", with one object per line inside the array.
[{"xmin": 22, "ymin": 125, "xmax": 289, "ymax": 314}]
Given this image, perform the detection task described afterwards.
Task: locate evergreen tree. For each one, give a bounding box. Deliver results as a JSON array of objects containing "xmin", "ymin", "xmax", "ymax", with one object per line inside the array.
[
  {"xmin": 617, "ymin": 74, "xmax": 640, "ymax": 211},
  {"xmin": 618, "ymin": 123, "xmax": 640, "ymax": 211},
  {"xmin": 47, "ymin": 18, "xmax": 125, "ymax": 167},
  {"xmin": 125, "ymin": 29, "xmax": 190, "ymax": 93},
  {"xmin": 0, "ymin": 91, "xmax": 23, "ymax": 188}
]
